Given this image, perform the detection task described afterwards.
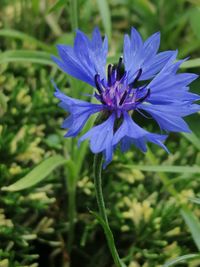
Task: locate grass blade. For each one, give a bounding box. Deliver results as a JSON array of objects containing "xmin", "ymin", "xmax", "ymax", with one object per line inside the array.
[
  {"xmin": 162, "ymin": 254, "xmax": 200, "ymax": 267},
  {"xmin": 0, "ymin": 29, "xmax": 51, "ymax": 52},
  {"xmin": 182, "ymin": 132, "xmax": 200, "ymax": 151},
  {"xmin": 189, "ymin": 197, "xmax": 200, "ymax": 205},
  {"xmin": 0, "ymin": 50, "xmax": 55, "ymax": 66},
  {"xmin": 69, "ymin": 0, "xmax": 78, "ymax": 33},
  {"xmin": 48, "ymin": 0, "xmax": 65, "ymax": 14},
  {"xmin": 1, "ymin": 155, "xmax": 67, "ymax": 191},
  {"xmin": 145, "ymin": 149, "xmax": 200, "ymax": 251},
  {"xmin": 96, "ymin": 0, "xmax": 112, "ymax": 40},
  {"xmin": 121, "ymin": 164, "xmax": 200, "ymax": 173},
  {"xmin": 180, "ymin": 58, "xmax": 200, "ymax": 68},
  {"xmin": 181, "ymin": 207, "xmax": 200, "ymax": 251}
]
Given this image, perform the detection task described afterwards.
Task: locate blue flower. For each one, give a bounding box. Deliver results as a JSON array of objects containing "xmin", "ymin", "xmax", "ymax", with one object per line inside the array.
[{"xmin": 52, "ymin": 27, "xmax": 200, "ymax": 167}]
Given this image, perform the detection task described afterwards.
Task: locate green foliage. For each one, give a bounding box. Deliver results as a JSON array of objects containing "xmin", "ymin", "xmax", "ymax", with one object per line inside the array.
[
  {"xmin": 181, "ymin": 207, "xmax": 200, "ymax": 251},
  {"xmin": 162, "ymin": 254, "xmax": 200, "ymax": 267},
  {"xmin": 96, "ymin": 0, "xmax": 112, "ymax": 40},
  {"xmin": 2, "ymin": 155, "xmax": 67, "ymax": 191},
  {"xmin": 0, "ymin": 50, "xmax": 54, "ymax": 66},
  {"xmin": 0, "ymin": 0, "xmax": 200, "ymax": 267}
]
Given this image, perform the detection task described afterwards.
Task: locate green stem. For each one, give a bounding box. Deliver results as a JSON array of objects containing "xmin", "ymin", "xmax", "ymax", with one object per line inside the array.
[
  {"xmin": 93, "ymin": 154, "xmax": 125, "ymax": 267},
  {"xmin": 65, "ymin": 160, "xmax": 77, "ymax": 254},
  {"xmin": 93, "ymin": 154, "xmax": 108, "ymax": 224},
  {"xmin": 69, "ymin": 0, "xmax": 78, "ymax": 33},
  {"xmin": 68, "ymin": 187, "xmax": 76, "ymax": 253}
]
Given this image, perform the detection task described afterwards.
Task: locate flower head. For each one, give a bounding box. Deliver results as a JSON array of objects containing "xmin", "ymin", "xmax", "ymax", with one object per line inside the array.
[{"xmin": 52, "ymin": 27, "xmax": 199, "ymax": 167}]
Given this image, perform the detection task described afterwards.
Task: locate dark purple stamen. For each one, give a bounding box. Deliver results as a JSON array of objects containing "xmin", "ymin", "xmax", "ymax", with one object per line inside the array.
[
  {"xmin": 107, "ymin": 64, "xmax": 113, "ymax": 86},
  {"xmin": 129, "ymin": 68, "xmax": 142, "ymax": 88},
  {"xmin": 119, "ymin": 91, "xmax": 128, "ymax": 106},
  {"xmin": 94, "ymin": 92, "xmax": 106, "ymax": 105},
  {"xmin": 137, "ymin": 88, "xmax": 151, "ymax": 103},
  {"xmin": 116, "ymin": 56, "xmax": 123, "ymax": 81},
  {"xmin": 94, "ymin": 74, "xmax": 103, "ymax": 94},
  {"xmin": 112, "ymin": 65, "xmax": 116, "ymax": 77}
]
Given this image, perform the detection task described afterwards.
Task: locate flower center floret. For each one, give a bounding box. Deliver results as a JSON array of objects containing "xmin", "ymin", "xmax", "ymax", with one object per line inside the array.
[{"xmin": 94, "ymin": 57, "xmax": 150, "ymax": 117}]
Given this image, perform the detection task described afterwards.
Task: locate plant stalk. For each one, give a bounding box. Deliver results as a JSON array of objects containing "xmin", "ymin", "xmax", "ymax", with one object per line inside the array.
[
  {"xmin": 69, "ymin": 0, "xmax": 78, "ymax": 34},
  {"xmin": 93, "ymin": 153, "xmax": 125, "ymax": 267}
]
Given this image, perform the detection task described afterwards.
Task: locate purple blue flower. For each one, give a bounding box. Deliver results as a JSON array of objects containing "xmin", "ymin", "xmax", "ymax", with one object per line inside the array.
[{"xmin": 52, "ymin": 27, "xmax": 200, "ymax": 167}]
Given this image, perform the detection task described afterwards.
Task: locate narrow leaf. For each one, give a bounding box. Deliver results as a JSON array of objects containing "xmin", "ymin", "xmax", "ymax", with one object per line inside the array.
[
  {"xmin": 189, "ymin": 197, "xmax": 200, "ymax": 205},
  {"xmin": 181, "ymin": 58, "xmax": 200, "ymax": 69},
  {"xmin": 0, "ymin": 50, "xmax": 55, "ymax": 66},
  {"xmin": 182, "ymin": 132, "xmax": 200, "ymax": 150},
  {"xmin": 189, "ymin": 7, "xmax": 200, "ymax": 40},
  {"xmin": 69, "ymin": 0, "xmax": 78, "ymax": 32},
  {"xmin": 0, "ymin": 91, "xmax": 8, "ymax": 117},
  {"xmin": 146, "ymin": 148, "xmax": 200, "ymax": 251},
  {"xmin": 0, "ymin": 29, "xmax": 51, "ymax": 52},
  {"xmin": 96, "ymin": 0, "xmax": 112, "ymax": 40},
  {"xmin": 162, "ymin": 254, "xmax": 200, "ymax": 267},
  {"xmin": 1, "ymin": 155, "xmax": 67, "ymax": 191},
  {"xmin": 121, "ymin": 164, "xmax": 200, "ymax": 173},
  {"xmin": 181, "ymin": 207, "xmax": 200, "ymax": 251},
  {"xmin": 48, "ymin": 0, "xmax": 65, "ymax": 14}
]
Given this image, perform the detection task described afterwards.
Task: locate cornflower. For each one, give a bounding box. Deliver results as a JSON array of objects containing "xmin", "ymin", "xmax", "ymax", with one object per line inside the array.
[{"xmin": 52, "ymin": 28, "xmax": 199, "ymax": 167}]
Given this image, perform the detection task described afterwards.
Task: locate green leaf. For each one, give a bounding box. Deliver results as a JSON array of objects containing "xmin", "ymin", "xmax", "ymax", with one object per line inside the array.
[
  {"xmin": 162, "ymin": 253, "xmax": 200, "ymax": 267},
  {"xmin": 48, "ymin": 0, "xmax": 65, "ymax": 14},
  {"xmin": 1, "ymin": 155, "xmax": 67, "ymax": 191},
  {"xmin": 145, "ymin": 149, "xmax": 200, "ymax": 251},
  {"xmin": 69, "ymin": 0, "xmax": 78, "ymax": 32},
  {"xmin": 121, "ymin": 164, "xmax": 200, "ymax": 173},
  {"xmin": 190, "ymin": 7, "xmax": 200, "ymax": 40},
  {"xmin": 181, "ymin": 207, "xmax": 200, "ymax": 251},
  {"xmin": 0, "ymin": 91, "xmax": 8, "ymax": 117},
  {"xmin": 96, "ymin": 0, "xmax": 112, "ymax": 40},
  {"xmin": 31, "ymin": 0, "xmax": 40, "ymax": 15},
  {"xmin": 182, "ymin": 132, "xmax": 200, "ymax": 151},
  {"xmin": 0, "ymin": 50, "xmax": 55, "ymax": 66},
  {"xmin": 189, "ymin": 197, "xmax": 200, "ymax": 205},
  {"xmin": 0, "ymin": 29, "xmax": 51, "ymax": 52},
  {"xmin": 181, "ymin": 58, "xmax": 200, "ymax": 69}
]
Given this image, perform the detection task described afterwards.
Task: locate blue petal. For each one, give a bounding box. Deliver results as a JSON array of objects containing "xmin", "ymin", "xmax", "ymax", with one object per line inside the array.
[
  {"xmin": 79, "ymin": 113, "xmax": 116, "ymax": 167},
  {"xmin": 123, "ymin": 28, "xmax": 175, "ymax": 83},
  {"xmin": 142, "ymin": 32, "xmax": 160, "ymax": 63},
  {"xmin": 149, "ymin": 73, "xmax": 198, "ymax": 92},
  {"xmin": 63, "ymin": 103, "xmax": 102, "ymax": 137},
  {"xmin": 123, "ymin": 28, "xmax": 143, "ymax": 75},
  {"xmin": 123, "ymin": 34, "xmax": 131, "ymax": 70},
  {"xmin": 140, "ymin": 103, "xmax": 200, "ymax": 117},
  {"xmin": 113, "ymin": 112, "xmax": 168, "ymax": 153},
  {"xmin": 156, "ymin": 50, "xmax": 178, "ymax": 74},
  {"xmin": 141, "ymin": 51, "xmax": 177, "ymax": 80},
  {"xmin": 139, "ymin": 104, "xmax": 194, "ymax": 133},
  {"xmin": 52, "ymin": 46, "xmax": 94, "ymax": 86},
  {"xmin": 53, "ymin": 83, "xmax": 103, "ymax": 137},
  {"xmin": 91, "ymin": 27, "xmax": 108, "ymax": 65},
  {"xmin": 130, "ymin": 27, "xmax": 143, "ymax": 54},
  {"xmin": 52, "ymin": 28, "xmax": 108, "ymax": 87},
  {"xmin": 147, "ymin": 87, "xmax": 200, "ymax": 104}
]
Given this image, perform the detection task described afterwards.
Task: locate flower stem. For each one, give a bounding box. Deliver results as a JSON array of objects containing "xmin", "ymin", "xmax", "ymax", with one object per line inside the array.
[
  {"xmin": 93, "ymin": 153, "xmax": 125, "ymax": 267},
  {"xmin": 93, "ymin": 154, "xmax": 108, "ymax": 224}
]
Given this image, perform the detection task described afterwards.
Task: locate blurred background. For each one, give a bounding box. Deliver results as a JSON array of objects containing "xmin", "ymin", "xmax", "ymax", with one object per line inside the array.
[{"xmin": 1, "ymin": 1, "xmax": 200, "ymax": 267}]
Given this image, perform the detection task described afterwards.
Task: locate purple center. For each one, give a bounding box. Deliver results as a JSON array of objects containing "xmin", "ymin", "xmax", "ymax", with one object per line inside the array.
[{"xmin": 94, "ymin": 57, "xmax": 150, "ymax": 117}]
